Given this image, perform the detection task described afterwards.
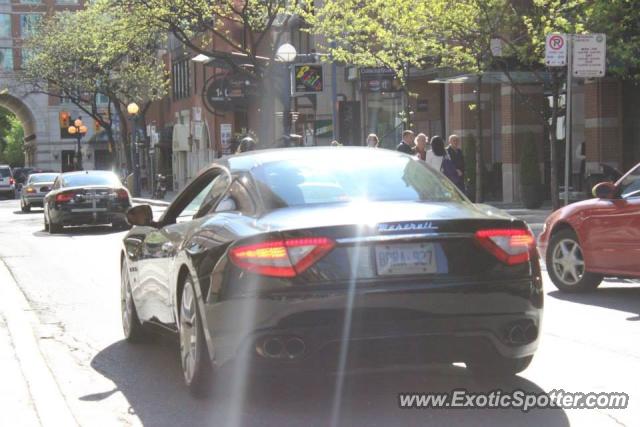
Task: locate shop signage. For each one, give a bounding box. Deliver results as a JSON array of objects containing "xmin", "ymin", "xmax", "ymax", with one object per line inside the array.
[
  {"xmin": 292, "ymin": 64, "xmax": 324, "ymax": 95},
  {"xmin": 203, "ymin": 74, "xmax": 255, "ymax": 112},
  {"xmin": 220, "ymin": 123, "xmax": 233, "ymax": 155}
]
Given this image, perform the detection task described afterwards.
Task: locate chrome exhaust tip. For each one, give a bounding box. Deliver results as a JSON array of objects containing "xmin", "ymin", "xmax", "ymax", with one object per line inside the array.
[
  {"xmin": 284, "ymin": 337, "xmax": 306, "ymax": 359},
  {"xmin": 260, "ymin": 337, "xmax": 284, "ymax": 358}
]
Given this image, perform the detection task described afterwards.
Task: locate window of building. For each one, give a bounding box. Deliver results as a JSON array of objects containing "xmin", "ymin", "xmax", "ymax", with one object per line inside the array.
[
  {"xmin": 20, "ymin": 48, "xmax": 34, "ymax": 67},
  {"xmin": 0, "ymin": 14, "xmax": 11, "ymax": 38},
  {"xmin": 55, "ymin": 0, "xmax": 79, "ymax": 4},
  {"xmin": 20, "ymin": 0, "xmax": 42, "ymax": 4},
  {"xmin": 172, "ymin": 58, "xmax": 191, "ymax": 100},
  {"xmin": 20, "ymin": 14, "xmax": 43, "ymax": 38},
  {"xmin": 0, "ymin": 48, "xmax": 13, "ymax": 71},
  {"xmin": 96, "ymin": 93, "xmax": 109, "ymax": 105}
]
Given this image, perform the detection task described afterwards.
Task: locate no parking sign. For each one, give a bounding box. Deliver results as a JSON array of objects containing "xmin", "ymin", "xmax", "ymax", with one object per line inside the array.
[{"xmin": 545, "ymin": 34, "xmax": 567, "ymax": 66}]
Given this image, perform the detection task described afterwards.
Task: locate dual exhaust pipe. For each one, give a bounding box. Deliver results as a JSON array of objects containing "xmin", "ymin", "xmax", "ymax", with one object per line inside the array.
[
  {"xmin": 257, "ymin": 336, "xmax": 306, "ymax": 360},
  {"xmin": 506, "ymin": 323, "xmax": 538, "ymax": 345}
]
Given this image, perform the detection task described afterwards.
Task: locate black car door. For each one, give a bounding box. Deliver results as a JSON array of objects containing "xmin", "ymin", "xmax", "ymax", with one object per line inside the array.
[{"xmin": 135, "ymin": 168, "xmax": 231, "ymax": 324}]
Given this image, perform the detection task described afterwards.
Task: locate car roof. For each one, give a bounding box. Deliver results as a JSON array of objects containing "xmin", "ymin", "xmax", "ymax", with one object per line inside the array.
[
  {"xmin": 29, "ymin": 172, "xmax": 59, "ymax": 177},
  {"xmin": 60, "ymin": 170, "xmax": 116, "ymax": 177},
  {"xmin": 224, "ymin": 146, "xmax": 408, "ymax": 172}
]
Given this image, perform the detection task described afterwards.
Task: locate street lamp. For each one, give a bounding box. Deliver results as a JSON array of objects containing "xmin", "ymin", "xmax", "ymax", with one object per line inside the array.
[
  {"xmin": 276, "ymin": 43, "xmax": 297, "ymax": 146},
  {"xmin": 127, "ymin": 102, "xmax": 141, "ymax": 197},
  {"xmin": 68, "ymin": 117, "xmax": 88, "ymax": 171}
]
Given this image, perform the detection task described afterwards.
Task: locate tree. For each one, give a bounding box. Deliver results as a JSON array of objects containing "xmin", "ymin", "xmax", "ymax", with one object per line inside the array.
[
  {"xmin": 306, "ymin": 0, "xmax": 437, "ymax": 130},
  {"xmin": 117, "ymin": 0, "xmax": 299, "ymax": 145},
  {"xmin": 0, "ymin": 109, "xmax": 25, "ymax": 167},
  {"xmin": 20, "ymin": 0, "xmax": 168, "ymax": 170},
  {"xmin": 428, "ymin": 0, "xmax": 512, "ymax": 203}
]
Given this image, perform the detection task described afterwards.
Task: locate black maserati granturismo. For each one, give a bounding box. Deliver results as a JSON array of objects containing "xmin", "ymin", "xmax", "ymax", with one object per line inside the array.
[{"xmin": 121, "ymin": 147, "xmax": 542, "ymax": 396}]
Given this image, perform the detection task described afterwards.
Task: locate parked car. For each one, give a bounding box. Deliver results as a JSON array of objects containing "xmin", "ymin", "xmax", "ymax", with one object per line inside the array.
[
  {"xmin": 539, "ymin": 162, "xmax": 640, "ymax": 292},
  {"xmin": 0, "ymin": 165, "xmax": 16, "ymax": 199},
  {"xmin": 20, "ymin": 172, "xmax": 60, "ymax": 212},
  {"xmin": 121, "ymin": 147, "xmax": 542, "ymax": 397},
  {"xmin": 43, "ymin": 170, "xmax": 131, "ymax": 233}
]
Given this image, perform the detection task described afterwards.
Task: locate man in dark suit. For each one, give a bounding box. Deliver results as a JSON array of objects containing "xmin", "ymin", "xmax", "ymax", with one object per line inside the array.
[{"xmin": 396, "ymin": 130, "xmax": 415, "ymax": 154}]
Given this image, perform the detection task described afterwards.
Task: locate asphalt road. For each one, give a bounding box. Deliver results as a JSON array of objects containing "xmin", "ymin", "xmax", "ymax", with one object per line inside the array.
[{"xmin": 0, "ymin": 198, "xmax": 639, "ymax": 427}]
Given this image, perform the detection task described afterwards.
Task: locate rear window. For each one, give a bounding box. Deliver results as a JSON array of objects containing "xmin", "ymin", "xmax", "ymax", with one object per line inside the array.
[
  {"xmin": 251, "ymin": 151, "xmax": 464, "ymax": 209},
  {"xmin": 0, "ymin": 168, "xmax": 11, "ymax": 178},
  {"xmin": 62, "ymin": 172, "xmax": 121, "ymax": 187},
  {"xmin": 28, "ymin": 174, "xmax": 59, "ymax": 184}
]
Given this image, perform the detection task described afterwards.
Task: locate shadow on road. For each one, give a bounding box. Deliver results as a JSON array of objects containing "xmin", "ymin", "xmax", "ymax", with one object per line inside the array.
[
  {"xmin": 32, "ymin": 225, "xmax": 128, "ymax": 238},
  {"xmin": 88, "ymin": 340, "xmax": 570, "ymax": 427},
  {"xmin": 549, "ymin": 287, "xmax": 640, "ymax": 321}
]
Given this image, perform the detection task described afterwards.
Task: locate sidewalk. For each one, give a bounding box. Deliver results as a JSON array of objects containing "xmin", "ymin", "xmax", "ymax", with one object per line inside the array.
[
  {"xmin": 131, "ymin": 189, "xmax": 176, "ymax": 207},
  {"xmin": 487, "ymin": 201, "xmax": 552, "ymax": 237},
  {"xmin": 0, "ymin": 260, "xmax": 78, "ymax": 427}
]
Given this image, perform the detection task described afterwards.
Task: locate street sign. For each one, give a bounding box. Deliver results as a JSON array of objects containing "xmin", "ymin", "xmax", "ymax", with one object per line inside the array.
[
  {"xmin": 490, "ymin": 38, "xmax": 503, "ymax": 57},
  {"xmin": 545, "ymin": 34, "xmax": 567, "ymax": 66},
  {"xmin": 572, "ymin": 34, "xmax": 606, "ymax": 78}
]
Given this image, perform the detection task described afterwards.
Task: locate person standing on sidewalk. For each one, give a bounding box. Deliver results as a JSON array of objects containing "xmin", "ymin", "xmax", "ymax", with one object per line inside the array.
[
  {"xmin": 366, "ymin": 133, "xmax": 380, "ymax": 148},
  {"xmin": 414, "ymin": 133, "xmax": 428, "ymax": 161},
  {"xmin": 396, "ymin": 130, "xmax": 415, "ymax": 154},
  {"xmin": 446, "ymin": 134, "xmax": 465, "ymax": 192}
]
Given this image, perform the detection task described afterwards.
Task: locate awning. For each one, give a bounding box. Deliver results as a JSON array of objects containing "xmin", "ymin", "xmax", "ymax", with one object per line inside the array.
[{"xmin": 428, "ymin": 71, "xmax": 549, "ymax": 85}]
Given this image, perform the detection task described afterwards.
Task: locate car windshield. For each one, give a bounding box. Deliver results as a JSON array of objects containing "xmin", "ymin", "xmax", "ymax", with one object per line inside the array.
[
  {"xmin": 251, "ymin": 151, "xmax": 464, "ymax": 209},
  {"xmin": 619, "ymin": 164, "xmax": 640, "ymax": 198},
  {"xmin": 28, "ymin": 173, "xmax": 59, "ymax": 184},
  {"xmin": 0, "ymin": 168, "xmax": 11, "ymax": 178},
  {"xmin": 61, "ymin": 172, "xmax": 121, "ymax": 187}
]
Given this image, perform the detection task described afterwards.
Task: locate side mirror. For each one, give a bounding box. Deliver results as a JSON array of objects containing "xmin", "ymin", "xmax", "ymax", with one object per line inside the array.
[
  {"xmin": 126, "ymin": 205, "xmax": 154, "ymax": 226},
  {"xmin": 592, "ymin": 182, "xmax": 617, "ymax": 199}
]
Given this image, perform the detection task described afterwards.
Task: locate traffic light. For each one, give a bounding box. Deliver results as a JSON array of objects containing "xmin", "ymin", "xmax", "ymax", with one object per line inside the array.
[{"xmin": 59, "ymin": 111, "xmax": 70, "ymax": 128}]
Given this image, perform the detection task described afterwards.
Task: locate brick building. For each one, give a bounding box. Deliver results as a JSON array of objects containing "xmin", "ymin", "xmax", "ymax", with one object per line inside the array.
[{"xmin": 0, "ymin": 0, "xmax": 116, "ymax": 172}]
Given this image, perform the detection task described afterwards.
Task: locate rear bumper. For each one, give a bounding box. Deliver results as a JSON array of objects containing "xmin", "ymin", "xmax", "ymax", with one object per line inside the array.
[
  {"xmin": 203, "ymin": 279, "xmax": 543, "ymax": 369},
  {"xmin": 22, "ymin": 195, "xmax": 45, "ymax": 206},
  {"xmin": 50, "ymin": 207, "xmax": 129, "ymax": 226}
]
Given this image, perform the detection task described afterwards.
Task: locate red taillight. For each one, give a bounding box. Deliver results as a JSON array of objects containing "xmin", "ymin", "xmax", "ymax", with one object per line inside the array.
[
  {"xmin": 55, "ymin": 191, "xmax": 76, "ymax": 203},
  {"xmin": 116, "ymin": 189, "xmax": 129, "ymax": 200},
  {"xmin": 9, "ymin": 178, "xmax": 15, "ymax": 185},
  {"xmin": 474, "ymin": 228, "xmax": 535, "ymax": 265},
  {"xmin": 229, "ymin": 237, "xmax": 335, "ymax": 278}
]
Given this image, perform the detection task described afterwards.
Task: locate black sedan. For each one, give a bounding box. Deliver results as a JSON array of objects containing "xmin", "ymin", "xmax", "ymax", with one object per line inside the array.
[
  {"xmin": 122, "ymin": 147, "xmax": 542, "ymax": 396},
  {"xmin": 44, "ymin": 170, "xmax": 131, "ymax": 233}
]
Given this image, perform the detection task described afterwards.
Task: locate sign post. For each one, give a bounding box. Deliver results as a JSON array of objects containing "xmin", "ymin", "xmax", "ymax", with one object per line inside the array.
[{"xmin": 546, "ymin": 33, "xmax": 606, "ymax": 206}]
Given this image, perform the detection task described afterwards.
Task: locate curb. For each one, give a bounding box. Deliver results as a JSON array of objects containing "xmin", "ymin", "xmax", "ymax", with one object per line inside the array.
[
  {"xmin": 0, "ymin": 260, "xmax": 78, "ymax": 427},
  {"xmin": 132, "ymin": 197, "xmax": 170, "ymax": 207}
]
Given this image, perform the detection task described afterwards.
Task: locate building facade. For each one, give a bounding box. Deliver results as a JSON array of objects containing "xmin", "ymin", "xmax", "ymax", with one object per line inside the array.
[{"xmin": 0, "ymin": 0, "xmax": 116, "ymax": 173}]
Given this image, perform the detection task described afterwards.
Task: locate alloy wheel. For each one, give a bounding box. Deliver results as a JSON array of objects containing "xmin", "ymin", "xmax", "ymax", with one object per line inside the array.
[
  {"xmin": 121, "ymin": 265, "xmax": 132, "ymax": 337},
  {"xmin": 551, "ymin": 238, "xmax": 585, "ymax": 286},
  {"xmin": 180, "ymin": 281, "xmax": 198, "ymax": 384}
]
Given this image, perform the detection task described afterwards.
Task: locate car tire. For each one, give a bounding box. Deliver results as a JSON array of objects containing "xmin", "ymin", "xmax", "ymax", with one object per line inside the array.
[
  {"xmin": 467, "ymin": 355, "xmax": 533, "ymax": 378},
  {"xmin": 179, "ymin": 274, "xmax": 214, "ymax": 398},
  {"xmin": 546, "ymin": 229, "xmax": 603, "ymax": 293},
  {"xmin": 121, "ymin": 258, "xmax": 147, "ymax": 343}
]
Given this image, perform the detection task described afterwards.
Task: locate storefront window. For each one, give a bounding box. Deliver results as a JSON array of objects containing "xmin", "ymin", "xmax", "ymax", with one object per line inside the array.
[
  {"xmin": 365, "ymin": 91, "xmax": 404, "ymax": 149},
  {"xmin": 0, "ymin": 48, "xmax": 13, "ymax": 71},
  {"xmin": 0, "ymin": 14, "xmax": 11, "ymax": 38}
]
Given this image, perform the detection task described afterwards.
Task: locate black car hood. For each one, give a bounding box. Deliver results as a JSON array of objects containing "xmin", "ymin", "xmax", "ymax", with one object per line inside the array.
[{"xmin": 255, "ymin": 201, "xmax": 515, "ymax": 232}]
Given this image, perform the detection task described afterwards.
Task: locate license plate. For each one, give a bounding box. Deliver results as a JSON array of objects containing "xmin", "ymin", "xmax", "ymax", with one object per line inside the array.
[{"xmin": 375, "ymin": 243, "xmax": 437, "ymax": 276}]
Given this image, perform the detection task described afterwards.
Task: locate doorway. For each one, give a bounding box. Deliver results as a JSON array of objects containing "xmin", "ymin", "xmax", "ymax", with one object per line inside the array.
[{"xmin": 61, "ymin": 150, "xmax": 75, "ymax": 172}]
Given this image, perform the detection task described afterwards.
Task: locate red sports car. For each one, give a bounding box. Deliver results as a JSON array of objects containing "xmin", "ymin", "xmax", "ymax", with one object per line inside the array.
[{"xmin": 539, "ymin": 162, "xmax": 640, "ymax": 292}]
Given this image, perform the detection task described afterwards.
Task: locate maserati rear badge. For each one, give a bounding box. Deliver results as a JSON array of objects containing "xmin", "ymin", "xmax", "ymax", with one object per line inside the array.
[{"xmin": 377, "ymin": 221, "xmax": 440, "ymax": 233}]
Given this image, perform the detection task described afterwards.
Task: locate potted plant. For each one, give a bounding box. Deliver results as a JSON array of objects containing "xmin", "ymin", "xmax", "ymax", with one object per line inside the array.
[{"xmin": 520, "ymin": 133, "xmax": 543, "ymax": 209}]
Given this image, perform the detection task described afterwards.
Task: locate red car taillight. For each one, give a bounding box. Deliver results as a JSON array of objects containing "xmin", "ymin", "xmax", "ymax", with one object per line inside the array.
[
  {"xmin": 55, "ymin": 191, "xmax": 76, "ymax": 203},
  {"xmin": 116, "ymin": 189, "xmax": 129, "ymax": 200},
  {"xmin": 474, "ymin": 228, "xmax": 535, "ymax": 265},
  {"xmin": 9, "ymin": 178, "xmax": 15, "ymax": 185},
  {"xmin": 229, "ymin": 237, "xmax": 335, "ymax": 278}
]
